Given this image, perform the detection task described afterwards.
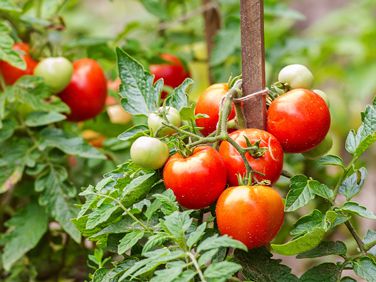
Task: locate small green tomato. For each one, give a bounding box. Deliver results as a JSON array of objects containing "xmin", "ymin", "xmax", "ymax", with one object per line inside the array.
[
  {"xmin": 34, "ymin": 57, "xmax": 73, "ymax": 93},
  {"xmin": 148, "ymin": 106, "xmax": 181, "ymax": 136},
  {"xmin": 278, "ymin": 64, "xmax": 313, "ymax": 89},
  {"xmin": 130, "ymin": 136, "xmax": 169, "ymax": 169},
  {"xmin": 302, "ymin": 134, "xmax": 333, "ymax": 160}
]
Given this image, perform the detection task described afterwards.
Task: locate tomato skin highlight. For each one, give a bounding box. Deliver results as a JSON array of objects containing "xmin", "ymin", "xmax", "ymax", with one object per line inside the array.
[
  {"xmin": 216, "ymin": 185, "xmax": 284, "ymax": 249},
  {"xmin": 219, "ymin": 128, "xmax": 284, "ymax": 186},
  {"xmin": 0, "ymin": 43, "xmax": 38, "ymax": 85},
  {"xmin": 59, "ymin": 59, "xmax": 107, "ymax": 122},
  {"xmin": 163, "ymin": 146, "xmax": 227, "ymax": 209},
  {"xmin": 150, "ymin": 54, "xmax": 190, "ymax": 98},
  {"xmin": 267, "ymin": 89, "xmax": 331, "ymax": 153},
  {"xmin": 195, "ymin": 83, "xmax": 235, "ymax": 136}
]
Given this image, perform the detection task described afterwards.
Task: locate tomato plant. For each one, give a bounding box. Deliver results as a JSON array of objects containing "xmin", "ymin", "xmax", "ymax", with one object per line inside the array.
[
  {"xmin": 0, "ymin": 42, "xmax": 37, "ymax": 85},
  {"xmin": 219, "ymin": 128, "xmax": 284, "ymax": 185},
  {"xmin": 163, "ymin": 146, "xmax": 227, "ymax": 209},
  {"xmin": 195, "ymin": 83, "xmax": 236, "ymax": 136},
  {"xmin": 267, "ymin": 89, "xmax": 331, "ymax": 153},
  {"xmin": 130, "ymin": 136, "xmax": 169, "ymax": 169},
  {"xmin": 34, "ymin": 57, "xmax": 73, "ymax": 93},
  {"xmin": 59, "ymin": 58, "xmax": 107, "ymax": 121},
  {"xmin": 216, "ymin": 185, "xmax": 284, "ymax": 249},
  {"xmin": 148, "ymin": 106, "xmax": 181, "ymax": 136}
]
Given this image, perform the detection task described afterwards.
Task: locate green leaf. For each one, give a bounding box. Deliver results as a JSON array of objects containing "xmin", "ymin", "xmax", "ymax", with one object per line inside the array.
[
  {"xmin": 353, "ymin": 257, "xmax": 376, "ymax": 282},
  {"xmin": 172, "ymin": 270, "xmax": 196, "ymax": 282},
  {"xmin": 204, "ymin": 261, "xmax": 242, "ymax": 280},
  {"xmin": 0, "ymin": 165, "xmax": 23, "ymax": 194},
  {"xmin": 339, "ymin": 167, "xmax": 367, "ymax": 200},
  {"xmin": 0, "ymin": 22, "xmax": 25, "ymax": 69},
  {"xmin": 341, "ymin": 277, "xmax": 357, "ymax": 282},
  {"xmin": 25, "ymin": 111, "xmax": 66, "ymax": 126},
  {"xmin": 308, "ymin": 180, "xmax": 334, "ymax": 200},
  {"xmin": 364, "ymin": 230, "xmax": 376, "ymax": 250},
  {"xmin": 324, "ymin": 210, "xmax": 350, "ymax": 230},
  {"xmin": 187, "ymin": 223, "xmax": 207, "ymax": 248},
  {"xmin": 300, "ymin": 263, "xmax": 341, "ymax": 282},
  {"xmin": 122, "ymin": 172, "xmax": 158, "ymax": 207},
  {"xmin": 139, "ymin": 0, "xmax": 168, "ymax": 20},
  {"xmin": 117, "ymin": 48, "xmax": 159, "ymax": 115},
  {"xmin": 165, "ymin": 78, "xmax": 192, "ymax": 111},
  {"xmin": 39, "ymin": 128, "xmax": 105, "ymax": 159},
  {"xmin": 197, "ymin": 235, "xmax": 247, "ymax": 253},
  {"xmin": 163, "ymin": 211, "xmax": 192, "ymax": 242},
  {"xmin": 86, "ymin": 204, "xmax": 118, "ymax": 230},
  {"xmin": 142, "ymin": 233, "xmax": 171, "ymax": 254},
  {"xmin": 0, "ymin": 0, "xmax": 22, "ymax": 12},
  {"xmin": 118, "ymin": 230, "xmax": 145, "ymax": 254},
  {"xmin": 345, "ymin": 102, "xmax": 376, "ymax": 157},
  {"xmin": 297, "ymin": 241, "xmax": 347, "ymax": 258},
  {"xmin": 151, "ymin": 266, "xmax": 183, "ymax": 282},
  {"xmin": 118, "ymin": 124, "xmax": 148, "ymax": 141},
  {"xmin": 198, "ymin": 249, "xmax": 218, "ymax": 267},
  {"xmin": 291, "ymin": 210, "xmax": 324, "ymax": 237},
  {"xmin": 210, "ymin": 28, "xmax": 241, "ymax": 66},
  {"xmin": 1, "ymin": 202, "xmax": 48, "ymax": 271},
  {"xmin": 152, "ymin": 190, "xmax": 179, "ymax": 216},
  {"xmin": 340, "ymin": 202, "xmax": 376, "ymax": 219},
  {"xmin": 285, "ymin": 175, "xmax": 315, "ymax": 212},
  {"xmin": 272, "ymin": 227, "xmax": 325, "ymax": 256},
  {"xmin": 317, "ymin": 155, "xmax": 344, "ymax": 168},
  {"xmin": 0, "ymin": 119, "xmax": 17, "ymax": 142},
  {"xmin": 234, "ymin": 248, "xmax": 299, "ymax": 282}
]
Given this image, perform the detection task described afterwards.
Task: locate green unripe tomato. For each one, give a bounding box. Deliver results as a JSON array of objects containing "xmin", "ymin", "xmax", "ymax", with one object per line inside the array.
[
  {"xmin": 302, "ymin": 134, "xmax": 333, "ymax": 160},
  {"xmin": 148, "ymin": 106, "xmax": 181, "ymax": 136},
  {"xmin": 34, "ymin": 57, "xmax": 73, "ymax": 93},
  {"xmin": 130, "ymin": 136, "xmax": 169, "ymax": 169},
  {"xmin": 313, "ymin": 89, "xmax": 329, "ymax": 107},
  {"xmin": 278, "ymin": 64, "xmax": 313, "ymax": 89}
]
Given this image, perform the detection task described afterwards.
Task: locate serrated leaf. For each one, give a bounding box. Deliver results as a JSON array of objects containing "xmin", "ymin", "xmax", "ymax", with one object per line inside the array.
[
  {"xmin": 187, "ymin": 223, "xmax": 207, "ymax": 248},
  {"xmin": 118, "ymin": 230, "xmax": 144, "ymax": 254},
  {"xmin": 197, "ymin": 235, "xmax": 247, "ymax": 253},
  {"xmin": 117, "ymin": 48, "xmax": 159, "ymax": 115},
  {"xmin": 210, "ymin": 28, "xmax": 241, "ymax": 66},
  {"xmin": 204, "ymin": 261, "xmax": 242, "ymax": 280},
  {"xmin": 118, "ymin": 124, "xmax": 148, "ymax": 141},
  {"xmin": 272, "ymin": 227, "xmax": 325, "ymax": 256},
  {"xmin": 172, "ymin": 270, "xmax": 196, "ymax": 282},
  {"xmin": 151, "ymin": 266, "xmax": 183, "ymax": 282},
  {"xmin": 300, "ymin": 263, "xmax": 341, "ymax": 282},
  {"xmin": 0, "ymin": 22, "xmax": 25, "ymax": 69},
  {"xmin": 39, "ymin": 128, "xmax": 105, "ymax": 159},
  {"xmin": 25, "ymin": 111, "xmax": 66, "ymax": 126},
  {"xmin": 163, "ymin": 211, "xmax": 192, "ymax": 242},
  {"xmin": 285, "ymin": 175, "xmax": 315, "ymax": 212},
  {"xmin": 341, "ymin": 202, "xmax": 376, "ymax": 219},
  {"xmin": 308, "ymin": 180, "xmax": 334, "ymax": 200},
  {"xmin": 142, "ymin": 233, "xmax": 171, "ymax": 254},
  {"xmin": 353, "ymin": 257, "xmax": 376, "ymax": 282},
  {"xmin": 0, "ymin": 119, "xmax": 17, "ymax": 142},
  {"xmin": 339, "ymin": 168, "xmax": 367, "ymax": 200},
  {"xmin": 0, "ymin": 0, "xmax": 22, "ymax": 12},
  {"xmin": 364, "ymin": 230, "xmax": 376, "ymax": 250},
  {"xmin": 1, "ymin": 202, "xmax": 48, "ymax": 271},
  {"xmin": 297, "ymin": 241, "xmax": 347, "ymax": 258},
  {"xmin": 235, "ymin": 248, "xmax": 299, "ymax": 282},
  {"xmin": 86, "ymin": 204, "xmax": 118, "ymax": 230},
  {"xmin": 317, "ymin": 155, "xmax": 344, "ymax": 168},
  {"xmin": 122, "ymin": 172, "xmax": 158, "ymax": 207},
  {"xmin": 198, "ymin": 249, "xmax": 218, "ymax": 267},
  {"xmin": 0, "ymin": 165, "xmax": 23, "ymax": 194},
  {"xmin": 165, "ymin": 78, "xmax": 192, "ymax": 110},
  {"xmin": 324, "ymin": 210, "xmax": 350, "ymax": 230},
  {"xmin": 152, "ymin": 190, "xmax": 179, "ymax": 216}
]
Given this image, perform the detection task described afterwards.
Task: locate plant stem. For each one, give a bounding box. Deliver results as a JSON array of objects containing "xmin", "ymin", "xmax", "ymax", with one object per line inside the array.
[
  {"xmin": 187, "ymin": 252, "xmax": 207, "ymax": 282},
  {"xmin": 332, "ymin": 157, "xmax": 357, "ymax": 198},
  {"xmin": 161, "ymin": 122, "xmax": 202, "ymax": 139},
  {"xmin": 345, "ymin": 221, "xmax": 366, "ymax": 255}
]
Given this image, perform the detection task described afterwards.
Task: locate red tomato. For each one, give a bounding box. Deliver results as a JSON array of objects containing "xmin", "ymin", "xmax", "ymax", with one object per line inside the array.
[
  {"xmin": 216, "ymin": 185, "xmax": 284, "ymax": 249},
  {"xmin": 59, "ymin": 59, "xmax": 107, "ymax": 121},
  {"xmin": 219, "ymin": 128, "xmax": 283, "ymax": 186},
  {"xmin": 267, "ymin": 89, "xmax": 330, "ymax": 153},
  {"xmin": 149, "ymin": 54, "xmax": 190, "ymax": 98},
  {"xmin": 163, "ymin": 146, "xmax": 227, "ymax": 209},
  {"xmin": 195, "ymin": 83, "xmax": 235, "ymax": 136},
  {"xmin": 0, "ymin": 43, "xmax": 38, "ymax": 85}
]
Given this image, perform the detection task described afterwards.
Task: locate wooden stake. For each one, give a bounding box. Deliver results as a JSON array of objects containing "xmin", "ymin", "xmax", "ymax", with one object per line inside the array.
[{"xmin": 237, "ymin": 0, "xmax": 266, "ymax": 129}]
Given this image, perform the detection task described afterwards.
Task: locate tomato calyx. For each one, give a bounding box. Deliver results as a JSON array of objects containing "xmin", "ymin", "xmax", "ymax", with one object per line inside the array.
[
  {"xmin": 267, "ymin": 81, "xmax": 289, "ymax": 106},
  {"xmin": 242, "ymin": 136, "xmax": 267, "ymax": 158}
]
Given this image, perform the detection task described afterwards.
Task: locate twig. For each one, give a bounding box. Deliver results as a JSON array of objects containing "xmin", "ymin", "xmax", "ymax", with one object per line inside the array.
[
  {"xmin": 345, "ymin": 221, "xmax": 366, "ymax": 255},
  {"xmin": 187, "ymin": 252, "xmax": 207, "ymax": 282}
]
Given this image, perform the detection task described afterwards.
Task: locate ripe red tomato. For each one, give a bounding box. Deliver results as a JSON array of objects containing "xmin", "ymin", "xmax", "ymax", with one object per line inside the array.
[
  {"xmin": 163, "ymin": 146, "xmax": 227, "ymax": 209},
  {"xmin": 216, "ymin": 185, "xmax": 284, "ymax": 249},
  {"xmin": 0, "ymin": 43, "xmax": 38, "ymax": 85},
  {"xmin": 267, "ymin": 89, "xmax": 330, "ymax": 153},
  {"xmin": 219, "ymin": 128, "xmax": 283, "ymax": 186},
  {"xmin": 195, "ymin": 83, "xmax": 235, "ymax": 136},
  {"xmin": 59, "ymin": 59, "xmax": 107, "ymax": 121},
  {"xmin": 149, "ymin": 54, "xmax": 190, "ymax": 98}
]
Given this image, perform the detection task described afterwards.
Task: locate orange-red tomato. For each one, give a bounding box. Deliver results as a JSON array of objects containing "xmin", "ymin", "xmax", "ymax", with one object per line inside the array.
[
  {"xmin": 267, "ymin": 89, "xmax": 330, "ymax": 153},
  {"xmin": 219, "ymin": 128, "xmax": 283, "ymax": 186},
  {"xmin": 150, "ymin": 54, "xmax": 190, "ymax": 98},
  {"xmin": 163, "ymin": 146, "xmax": 227, "ymax": 209},
  {"xmin": 195, "ymin": 83, "xmax": 235, "ymax": 136},
  {"xmin": 216, "ymin": 185, "xmax": 284, "ymax": 249},
  {"xmin": 59, "ymin": 59, "xmax": 107, "ymax": 122},
  {"xmin": 0, "ymin": 43, "xmax": 38, "ymax": 85}
]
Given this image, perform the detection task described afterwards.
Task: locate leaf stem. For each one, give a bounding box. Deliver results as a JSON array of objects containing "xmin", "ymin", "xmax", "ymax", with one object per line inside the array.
[
  {"xmin": 186, "ymin": 252, "xmax": 207, "ymax": 282},
  {"xmin": 344, "ymin": 221, "xmax": 366, "ymax": 255}
]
